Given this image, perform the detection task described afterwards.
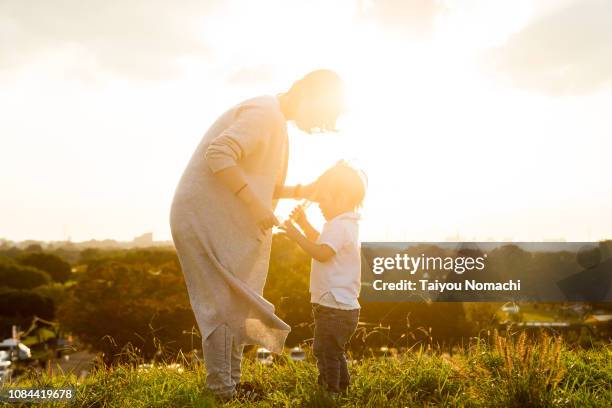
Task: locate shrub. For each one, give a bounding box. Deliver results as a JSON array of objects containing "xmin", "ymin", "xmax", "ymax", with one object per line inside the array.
[{"xmin": 492, "ymin": 331, "xmax": 565, "ymax": 407}]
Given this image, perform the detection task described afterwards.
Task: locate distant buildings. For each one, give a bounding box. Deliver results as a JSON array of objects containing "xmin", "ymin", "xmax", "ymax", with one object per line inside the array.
[
  {"xmin": 0, "ymin": 233, "xmax": 173, "ymax": 251},
  {"xmin": 132, "ymin": 232, "xmax": 154, "ymax": 247}
]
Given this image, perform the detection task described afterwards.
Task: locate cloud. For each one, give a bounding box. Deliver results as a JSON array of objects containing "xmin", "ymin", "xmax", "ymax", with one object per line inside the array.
[
  {"xmin": 357, "ymin": 0, "xmax": 445, "ymax": 37},
  {"xmin": 0, "ymin": 0, "xmax": 216, "ymax": 80},
  {"xmin": 487, "ymin": 0, "xmax": 612, "ymax": 95},
  {"xmin": 226, "ymin": 65, "xmax": 276, "ymax": 86}
]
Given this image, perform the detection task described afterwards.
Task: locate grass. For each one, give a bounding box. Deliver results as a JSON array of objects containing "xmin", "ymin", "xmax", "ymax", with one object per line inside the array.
[{"xmin": 6, "ymin": 334, "xmax": 612, "ymax": 407}]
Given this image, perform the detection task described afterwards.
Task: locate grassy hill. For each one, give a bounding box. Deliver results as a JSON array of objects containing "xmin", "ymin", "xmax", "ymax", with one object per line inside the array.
[{"xmin": 7, "ymin": 333, "xmax": 611, "ymax": 407}]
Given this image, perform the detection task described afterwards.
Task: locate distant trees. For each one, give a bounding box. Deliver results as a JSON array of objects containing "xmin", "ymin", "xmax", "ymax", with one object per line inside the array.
[
  {"xmin": 0, "ymin": 257, "xmax": 56, "ymax": 336},
  {"xmin": 18, "ymin": 253, "xmax": 72, "ymax": 283},
  {"xmin": 0, "ymin": 260, "xmax": 51, "ymax": 289},
  {"xmin": 0, "ymin": 252, "xmax": 71, "ymax": 291},
  {"xmin": 59, "ymin": 250, "xmax": 197, "ymax": 364},
  {"xmin": 4, "ymin": 241, "xmax": 607, "ymax": 361},
  {"xmin": 0, "ymin": 288, "xmax": 54, "ymax": 320},
  {"xmin": 0, "ymin": 282, "xmax": 55, "ymax": 335}
]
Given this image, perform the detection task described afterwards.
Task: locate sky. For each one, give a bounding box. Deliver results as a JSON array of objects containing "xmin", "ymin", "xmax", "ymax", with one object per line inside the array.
[{"xmin": 1, "ymin": 0, "xmax": 611, "ymax": 243}]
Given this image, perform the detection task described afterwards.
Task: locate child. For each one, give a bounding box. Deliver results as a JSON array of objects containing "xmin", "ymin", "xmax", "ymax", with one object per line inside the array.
[{"xmin": 280, "ymin": 161, "xmax": 366, "ymax": 394}]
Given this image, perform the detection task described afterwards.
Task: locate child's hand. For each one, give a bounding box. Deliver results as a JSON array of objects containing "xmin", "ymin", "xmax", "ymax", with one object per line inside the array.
[
  {"xmin": 289, "ymin": 205, "xmax": 307, "ymax": 226},
  {"xmin": 279, "ymin": 220, "xmax": 302, "ymax": 241}
]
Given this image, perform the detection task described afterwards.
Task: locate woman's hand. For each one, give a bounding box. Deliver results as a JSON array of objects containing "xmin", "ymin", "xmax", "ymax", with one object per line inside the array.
[
  {"xmin": 248, "ymin": 199, "xmax": 279, "ymax": 232},
  {"xmin": 301, "ymin": 182, "xmax": 319, "ymax": 200},
  {"xmin": 231, "ymin": 179, "xmax": 278, "ymax": 232}
]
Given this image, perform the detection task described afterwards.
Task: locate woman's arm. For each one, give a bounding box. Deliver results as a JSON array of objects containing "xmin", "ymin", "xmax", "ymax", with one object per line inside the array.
[
  {"xmin": 214, "ymin": 166, "xmax": 278, "ymax": 231},
  {"xmin": 275, "ymin": 185, "xmax": 297, "ymax": 199},
  {"xmin": 274, "ymin": 183, "xmax": 318, "ymax": 200},
  {"xmin": 204, "ymin": 105, "xmax": 279, "ymax": 231}
]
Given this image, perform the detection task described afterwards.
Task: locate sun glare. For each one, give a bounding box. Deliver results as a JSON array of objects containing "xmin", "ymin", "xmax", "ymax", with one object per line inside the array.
[
  {"xmin": 3, "ymin": 0, "xmax": 610, "ymax": 242},
  {"xmin": 267, "ymin": 0, "xmax": 609, "ymax": 243}
]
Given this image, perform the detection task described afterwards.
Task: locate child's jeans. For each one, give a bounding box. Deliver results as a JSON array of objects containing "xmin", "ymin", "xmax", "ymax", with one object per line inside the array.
[{"xmin": 312, "ymin": 303, "xmax": 360, "ymax": 393}]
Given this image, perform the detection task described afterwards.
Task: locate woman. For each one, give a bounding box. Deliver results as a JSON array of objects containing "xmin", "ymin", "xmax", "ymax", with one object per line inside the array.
[{"xmin": 170, "ymin": 70, "xmax": 345, "ymax": 399}]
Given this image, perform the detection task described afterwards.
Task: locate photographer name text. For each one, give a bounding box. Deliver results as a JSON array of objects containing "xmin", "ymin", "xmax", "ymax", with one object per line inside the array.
[{"xmin": 372, "ymin": 279, "xmax": 521, "ymax": 292}]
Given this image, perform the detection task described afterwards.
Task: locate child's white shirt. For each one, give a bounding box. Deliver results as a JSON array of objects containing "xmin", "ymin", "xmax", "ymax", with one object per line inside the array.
[{"xmin": 310, "ymin": 211, "xmax": 361, "ymax": 310}]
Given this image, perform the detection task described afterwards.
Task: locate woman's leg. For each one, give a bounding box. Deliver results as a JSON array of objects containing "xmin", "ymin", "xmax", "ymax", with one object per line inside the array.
[
  {"xmin": 202, "ymin": 323, "xmax": 236, "ymax": 399},
  {"xmin": 230, "ymin": 337, "xmax": 244, "ymax": 385}
]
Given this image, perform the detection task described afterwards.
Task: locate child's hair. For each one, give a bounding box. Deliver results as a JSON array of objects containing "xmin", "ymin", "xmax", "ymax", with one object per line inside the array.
[{"xmin": 317, "ymin": 160, "xmax": 367, "ymax": 209}]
